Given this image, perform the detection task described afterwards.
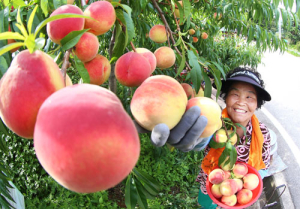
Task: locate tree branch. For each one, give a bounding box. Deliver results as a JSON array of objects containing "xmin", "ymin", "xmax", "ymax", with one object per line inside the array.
[{"xmin": 60, "ymin": 48, "xmax": 72, "ymax": 86}]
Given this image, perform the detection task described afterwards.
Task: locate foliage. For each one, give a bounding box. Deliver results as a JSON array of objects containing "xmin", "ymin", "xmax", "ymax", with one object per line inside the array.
[{"xmin": 0, "ymin": 0, "xmax": 300, "ymax": 208}]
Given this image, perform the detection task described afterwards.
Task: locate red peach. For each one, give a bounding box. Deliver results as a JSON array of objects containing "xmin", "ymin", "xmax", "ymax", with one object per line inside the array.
[
  {"xmin": 84, "ymin": 54, "xmax": 111, "ymax": 86},
  {"xmin": 233, "ymin": 178, "xmax": 243, "ymax": 192},
  {"xmin": 47, "ymin": 5, "xmax": 85, "ymax": 45},
  {"xmin": 213, "ymin": 128, "xmax": 227, "ymax": 143},
  {"xmin": 219, "ymin": 179, "xmax": 238, "ymax": 196},
  {"xmin": 192, "ymin": 37, "xmax": 198, "ymax": 43},
  {"xmin": 0, "ymin": 50, "xmax": 65, "ymax": 139},
  {"xmin": 233, "ymin": 163, "xmax": 248, "ymax": 178},
  {"xmin": 154, "ymin": 46, "xmax": 176, "ymax": 69},
  {"xmin": 211, "ymin": 184, "xmax": 222, "ymax": 199},
  {"xmin": 208, "ymin": 168, "xmax": 225, "ymax": 185},
  {"xmin": 130, "ymin": 75, "xmax": 187, "ymax": 131},
  {"xmin": 115, "ymin": 52, "xmax": 151, "ymax": 87},
  {"xmin": 224, "ymin": 170, "xmax": 231, "ymax": 180},
  {"xmin": 84, "ymin": 1, "xmax": 116, "ymax": 36},
  {"xmin": 201, "ymin": 32, "xmax": 208, "ymax": 39},
  {"xmin": 34, "ymin": 84, "xmax": 140, "ymax": 193},
  {"xmin": 149, "ymin": 25, "xmax": 168, "ymax": 43},
  {"xmin": 243, "ymin": 173, "xmax": 259, "ymax": 190},
  {"xmin": 221, "ymin": 194, "xmax": 237, "ymax": 206},
  {"xmin": 74, "ymin": 32, "xmax": 99, "ymax": 62},
  {"xmin": 237, "ymin": 189, "xmax": 253, "ymax": 204},
  {"xmin": 135, "ymin": 48, "xmax": 157, "ymax": 73},
  {"xmin": 181, "ymin": 83, "xmax": 194, "ymax": 99},
  {"xmin": 189, "ymin": 28, "xmax": 195, "ymax": 35}
]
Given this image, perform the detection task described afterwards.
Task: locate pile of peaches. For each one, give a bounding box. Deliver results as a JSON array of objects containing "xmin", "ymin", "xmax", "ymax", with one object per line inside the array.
[{"xmin": 207, "ymin": 162, "xmax": 261, "ymax": 207}]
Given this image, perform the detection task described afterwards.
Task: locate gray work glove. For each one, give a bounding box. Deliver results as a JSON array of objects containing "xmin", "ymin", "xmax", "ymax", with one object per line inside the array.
[{"xmin": 134, "ymin": 106, "xmax": 212, "ymax": 152}]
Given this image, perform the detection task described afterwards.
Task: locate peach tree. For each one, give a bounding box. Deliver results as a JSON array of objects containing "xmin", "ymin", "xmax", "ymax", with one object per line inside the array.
[{"xmin": 0, "ymin": 0, "xmax": 299, "ymax": 208}]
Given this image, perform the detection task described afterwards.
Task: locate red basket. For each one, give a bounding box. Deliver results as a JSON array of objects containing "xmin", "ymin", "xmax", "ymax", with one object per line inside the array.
[{"xmin": 206, "ymin": 162, "xmax": 263, "ymax": 209}]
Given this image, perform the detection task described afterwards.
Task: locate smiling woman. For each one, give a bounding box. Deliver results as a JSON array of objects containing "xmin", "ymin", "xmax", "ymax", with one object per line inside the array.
[{"xmin": 196, "ymin": 67, "xmax": 273, "ymax": 208}]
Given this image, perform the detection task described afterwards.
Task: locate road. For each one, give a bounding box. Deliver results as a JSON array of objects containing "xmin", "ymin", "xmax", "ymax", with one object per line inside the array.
[{"xmin": 255, "ymin": 50, "xmax": 300, "ymax": 208}]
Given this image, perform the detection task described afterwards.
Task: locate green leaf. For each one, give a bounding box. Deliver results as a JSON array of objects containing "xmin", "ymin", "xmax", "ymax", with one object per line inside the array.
[
  {"xmin": 53, "ymin": 0, "xmax": 67, "ymax": 9},
  {"xmin": 0, "ymin": 56, "xmax": 8, "ymax": 78},
  {"xmin": 34, "ymin": 37, "xmax": 46, "ymax": 51},
  {"xmin": 281, "ymin": 9, "xmax": 287, "ymax": 27},
  {"xmin": 203, "ymin": 72, "xmax": 212, "ymax": 98},
  {"xmin": 247, "ymin": 26, "xmax": 254, "ymax": 43},
  {"xmin": 112, "ymin": 23, "xmax": 127, "ymax": 59},
  {"xmin": 273, "ymin": 0, "xmax": 280, "ymax": 8},
  {"xmin": 0, "ymin": 118, "xmax": 8, "ymax": 136},
  {"xmin": 60, "ymin": 29, "xmax": 89, "ymax": 50},
  {"xmin": 27, "ymin": 5, "xmax": 38, "ymax": 36},
  {"xmin": 0, "ymin": 32, "xmax": 25, "ymax": 41},
  {"xmin": 12, "ymin": 0, "xmax": 26, "ymax": 8},
  {"xmin": 297, "ymin": 0, "xmax": 300, "ymax": 12},
  {"xmin": 211, "ymin": 61, "xmax": 226, "ymax": 79},
  {"xmin": 175, "ymin": 47, "xmax": 185, "ymax": 78},
  {"xmin": 288, "ymin": 0, "xmax": 294, "ymax": 9},
  {"xmin": 73, "ymin": 55, "xmax": 90, "ymax": 83},
  {"xmin": 133, "ymin": 168, "xmax": 160, "ymax": 193},
  {"xmin": 209, "ymin": 133, "xmax": 226, "ymax": 149},
  {"xmin": 187, "ymin": 50, "xmax": 202, "ymax": 95},
  {"xmin": 125, "ymin": 175, "xmax": 138, "ymax": 209},
  {"xmin": 135, "ymin": 179, "xmax": 148, "ymax": 209},
  {"xmin": 122, "ymin": 11, "xmax": 135, "ymax": 44},
  {"xmin": 0, "ymin": 42, "xmax": 24, "ymax": 56},
  {"xmin": 134, "ymin": 178, "xmax": 156, "ymax": 200},
  {"xmin": 40, "ymin": 0, "xmax": 48, "ymax": 17}
]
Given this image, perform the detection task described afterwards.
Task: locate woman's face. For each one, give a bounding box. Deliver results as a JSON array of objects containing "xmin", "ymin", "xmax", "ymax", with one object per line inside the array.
[{"xmin": 225, "ymin": 81, "xmax": 258, "ymax": 127}]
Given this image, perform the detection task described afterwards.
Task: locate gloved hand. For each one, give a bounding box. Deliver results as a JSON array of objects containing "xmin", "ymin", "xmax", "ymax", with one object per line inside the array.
[{"xmin": 134, "ymin": 106, "xmax": 212, "ymax": 152}]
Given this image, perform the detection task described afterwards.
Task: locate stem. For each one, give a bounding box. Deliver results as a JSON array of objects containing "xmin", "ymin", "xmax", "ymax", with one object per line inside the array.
[
  {"xmin": 61, "ymin": 49, "xmax": 72, "ymax": 86},
  {"xmin": 108, "ymin": 26, "xmax": 117, "ymax": 94},
  {"xmin": 130, "ymin": 42, "xmax": 136, "ymax": 52},
  {"xmin": 221, "ymin": 117, "xmax": 230, "ymax": 140}
]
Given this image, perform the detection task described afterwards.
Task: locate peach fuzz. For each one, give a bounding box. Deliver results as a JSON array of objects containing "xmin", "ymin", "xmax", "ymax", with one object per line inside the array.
[
  {"xmin": 84, "ymin": 1, "xmax": 116, "ymax": 36},
  {"xmin": 221, "ymin": 195, "xmax": 237, "ymax": 206},
  {"xmin": 233, "ymin": 163, "xmax": 248, "ymax": 178},
  {"xmin": 219, "ymin": 179, "xmax": 238, "ymax": 196},
  {"xmin": 181, "ymin": 83, "xmax": 194, "ymax": 99},
  {"xmin": 201, "ymin": 32, "xmax": 208, "ymax": 39},
  {"xmin": 115, "ymin": 52, "xmax": 151, "ymax": 87},
  {"xmin": 0, "ymin": 50, "xmax": 64, "ymax": 139},
  {"xmin": 149, "ymin": 25, "xmax": 168, "ymax": 43},
  {"xmin": 130, "ymin": 75, "xmax": 187, "ymax": 131},
  {"xmin": 243, "ymin": 173, "xmax": 259, "ymax": 190},
  {"xmin": 135, "ymin": 48, "xmax": 157, "ymax": 73},
  {"xmin": 224, "ymin": 170, "xmax": 231, "ymax": 180},
  {"xmin": 154, "ymin": 46, "xmax": 176, "ymax": 69},
  {"xmin": 47, "ymin": 5, "xmax": 85, "ymax": 45},
  {"xmin": 233, "ymin": 178, "xmax": 243, "ymax": 192},
  {"xmin": 208, "ymin": 168, "xmax": 225, "ymax": 185},
  {"xmin": 84, "ymin": 54, "xmax": 111, "ymax": 86},
  {"xmin": 186, "ymin": 97, "xmax": 222, "ymax": 138},
  {"xmin": 74, "ymin": 32, "xmax": 99, "ymax": 62},
  {"xmin": 34, "ymin": 84, "xmax": 140, "ymax": 193},
  {"xmin": 211, "ymin": 184, "xmax": 222, "ymax": 199},
  {"xmin": 237, "ymin": 189, "xmax": 253, "ymax": 204}
]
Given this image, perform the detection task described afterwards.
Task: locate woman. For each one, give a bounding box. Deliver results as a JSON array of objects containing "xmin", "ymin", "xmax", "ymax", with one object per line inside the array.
[{"xmin": 196, "ymin": 67, "xmax": 272, "ymax": 208}]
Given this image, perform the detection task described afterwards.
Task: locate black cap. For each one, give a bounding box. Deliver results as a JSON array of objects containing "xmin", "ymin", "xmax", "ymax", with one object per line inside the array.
[{"xmin": 221, "ymin": 70, "xmax": 271, "ymax": 101}]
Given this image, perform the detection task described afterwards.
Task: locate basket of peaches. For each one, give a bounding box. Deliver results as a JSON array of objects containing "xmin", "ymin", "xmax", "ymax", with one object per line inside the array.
[{"xmin": 205, "ymin": 126, "xmax": 263, "ymax": 208}]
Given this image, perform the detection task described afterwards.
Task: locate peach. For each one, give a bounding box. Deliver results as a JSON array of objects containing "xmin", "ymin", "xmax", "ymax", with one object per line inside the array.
[
  {"xmin": 84, "ymin": 1, "xmax": 116, "ymax": 36},
  {"xmin": 189, "ymin": 28, "xmax": 195, "ymax": 35},
  {"xmin": 65, "ymin": 74, "xmax": 73, "ymax": 86},
  {"xmin": 154, "ymin": 46, "xmax": 176, "ymax": 69},
  {"xmin": 219, "ymin": 156, "xmax": 234, "ymax": 171},
  {"xmin": 208, "ymin": 168, "xmax": 225, "ymax": 184},
  {"xmin": 219, "ymin": 179, "xmax": 238, "ymax": 196},
  {"xmin": 74, "ymin": 32, "xmax": 99, "ymax": 62},
  {"xmin": 135, "ymin": 48, "xmax": 157, "ymax": 73},
  {"xmin": 115, "ymin": 52, "xmax": 151, "ymax": 87},
  {"xmin": 201, "ymin": 32, "xmax": 208, "ymax": 39},
  {"xmin": 181, "ymin": 83, "xmax": 194, "ymax": 99},
  {"xmin": 228, "ymin": 130, "xmax": 238, "ymax": 145},
  {"xmin": 0, "ymin": 50, "xmax": 64, "ymax": 139},
  {"xmin": 237, "ymin": 189, "xmax": 253, "ymax": 204},
  {"xmin": 243, "ymin": 173, "xmax": 259, "ymax": 190},
  {"xmin": 174, "ymin": 1, "xmax": 183, "ymax": 18},
  {"xmin": 213, "ymin": 128, "xmax": 227, "ymax": 143},
  {"xmin": 192, "ymin": 37, "xmax": 198, "ymax": 43},
  {"xmin": 221, "ymin": 195, "xmax": 237, "ymax": 206},
  {"xmin": 213, "ymin": 12, "xmax": 223, "ymax": 20},
  {"xmin": 233, "ymin": 178, "xmax": 243, "ymax": 192},
  {"xmin": 233, "ymin": 163, "xmax": 248, "ymax": 178},
  {"xmin": 194, "ymin": 86, "xmax": 204, "ymax": 97},
  {"xmin": 130, "ymin": 75, "xmax": 187, "ymax": 131},
  {"xmin": 224, "ymin": 170, "xmax": 231, "ymax": 180},
  {"xmin": 211, "ymin": 184, "xmax": 222, "ymax": 199},
  {"xmin": 34, "ymin": 84, "xmax": 140, "ymax": 193},
  {"xmin": 149, "ymin": 25, "xmax": 168, "ymax": 43},
  {"xmin": 67, "ymin": 0, "xmax": 75, "ymax": 4},
  {"xmin": 186, "ymin": 97, "xmax": 222, "ymax": 138},
  {"xmin": 84, "ymin": 54, "xmax": 111, "ymax": 86},
  {"xmin": 47, "ymin": 5, "xmax": 85, "ymax": 45}
]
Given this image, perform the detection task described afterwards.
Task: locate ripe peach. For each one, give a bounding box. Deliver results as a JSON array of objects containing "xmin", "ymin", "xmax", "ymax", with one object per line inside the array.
[
  {"xmin": 135, "ymin": 48, "xmax": 157, "ymax": 73},
  {"xmin": 221, "ymin": 194, "xmax": 237, "ymax": 206},
  {"xmin": 34, "ymin": 84, "xmax": 140, "ymax": 193},
  {"xmin": 233, "ymin": 163, "xmax": 248, "ymax": 178},
  {"xmin": 194, "ymin": 86, "xmax": 204, "ymax": 97},
  {"xmin": 233, "ymin": 178, "xmax": 243, "ymax": 192},
  {"xmin": 211, "ymin": 184, "xmax": 222, "ymax": 199},
  {"xmin": 74, "ymin": 32, "xmax": 99, "ymax": 62},
  {"xmin": 192, "ymin": 37, "xmax": 198, "ymax": 43},
  {"xmin": 208, "ymin": 168, "xmax": 225, "ymax": 185},
  {"xmin": 130, "ymin": 75, "xmax": 187, "ymax": 131},
  {"xmin": 181, "ymin": 83, "xmax": 194, "ymax": 99},
  {"xmin": 213, "ymin": 12, "xmax": 222, "ymax": 20},
  {"xmin": 201, "ymin": 32, "xmax": 208, "ymax": 39},
  {"xmin": 84, "ymin": 1, "xmax": 116, "ymax": 36},
  {"xmin": 220, "ymin": 179, "xmax": 238, "ymax": 196},
  {"xmin": 243, "ymin": 173, "xmax": 259, "ymax": 190},
  {"xmin": 174, "ymin": 1, "xmax": 183, "ymax": 18},
  {"xmin": 237, "ymin": 189, "xmax": 253, "ymax": 204},
  {"xmin": 84, "ymin": 54, "xmax": 111, "ymax": 86},
  {"xmin": 47, "ymin": 5, "xmax": 85, "ymax": 45},
  {"xmin": 154, "ymin": 46, "xmax": 176, "ymax": 69},
  {"xmin": 189, "ymin": 28, "xmax": 195, "ymax": 35},
  {"xmin": 224, "ymin": 170, "xmax": 231, "ymax": 180},
  {"xmin": 149, "ymin": 25, "xmax": 168, "ymax": 43},
  {"xmin": 65, "ymin": 74, "xmax": 73, "ymax": 86},
  {"xmin": 213, "ymin": 128, "xmax": 227, "ymax": 143},
  {"xmin": 186, "ymin": 97, "xmax": 222, "ymax": 138},
  {"xmin": 0, "ymin": 50, "xmax": 64, "ymax": 139},
  {"xmin": 115, "ymin": 52, "xmax": 151, "ymax": 87}
]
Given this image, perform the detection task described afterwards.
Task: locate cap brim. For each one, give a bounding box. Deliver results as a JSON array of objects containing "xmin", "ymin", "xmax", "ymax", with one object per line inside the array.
[{"xmin": 221, "ymin": 76, "xmax": 271, "ymax": 101}]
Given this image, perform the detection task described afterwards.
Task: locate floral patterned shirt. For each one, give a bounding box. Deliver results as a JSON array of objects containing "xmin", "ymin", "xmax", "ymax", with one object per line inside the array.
[{"xmin": 195, "ymin": 119, "xmax": 271, "ymax": 194}]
